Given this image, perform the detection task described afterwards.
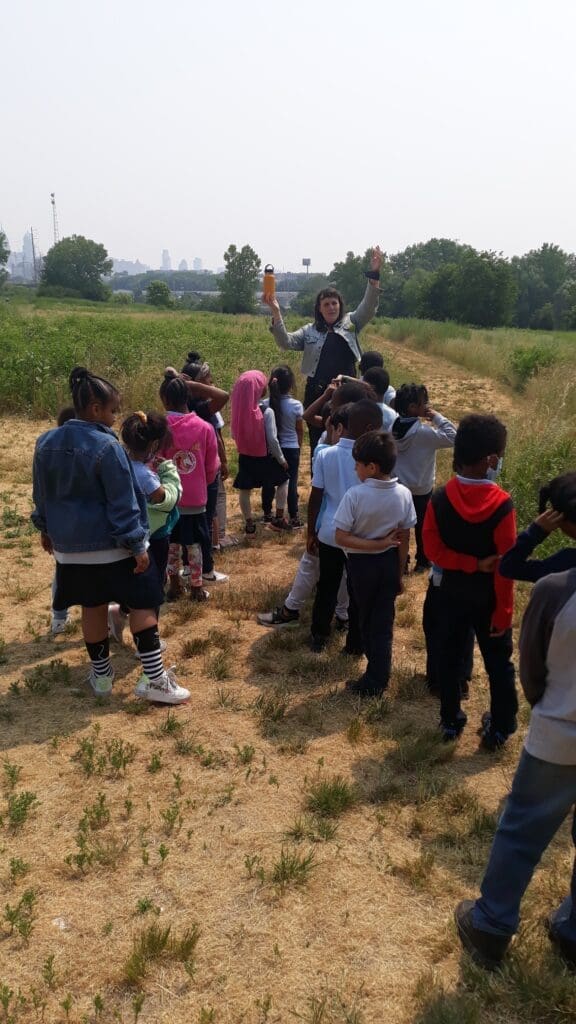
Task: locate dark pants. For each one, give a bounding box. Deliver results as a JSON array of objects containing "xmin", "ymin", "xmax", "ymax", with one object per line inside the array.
[
  {"xmin": 149, "ymin": 536, "xmax": 170, "ymax": 618},
  {"xmin": 434, "ymin": 587, "xmax": 517, "ymax": 734},
  {"xmin": 473, "ymin": 750, "xmax": 576, "ymax": 942},
  {"xmin": 304, "ymin": 379, "xmax": 328, "ymax": 467},
  {"xmin": 422, "ymin": 580, "xmax": 474, "ymax": 693},
  {"xmin": 175, "ymin": 512, "xmax": 213, "ymax": 576},
  {"xmin": 411, "ymin": 491, "xmax": 432, "ymax": 568},
  {"xmin": 205, "ymin": 475, "xmax": 219, "ymax": 552},
  {"xmin": 311, "ymin": 542, "xmax": 360, "ymax": 644},
  {"xmin": 262, "ymin": 447, "xmax": 300, "ymax": 518},
  {"xmin": 347, "ymin": 551, "xmax": 400, "ymax": 692}
]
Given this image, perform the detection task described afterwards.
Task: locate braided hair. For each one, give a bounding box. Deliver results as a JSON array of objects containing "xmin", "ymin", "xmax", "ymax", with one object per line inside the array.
[
  {"xmin": 68, "ymin": 366, "xmax": 119, "ymax": 415},
  {"xmin": 159, "ymin": 369, "xmax": 190, "ymax": 411}
]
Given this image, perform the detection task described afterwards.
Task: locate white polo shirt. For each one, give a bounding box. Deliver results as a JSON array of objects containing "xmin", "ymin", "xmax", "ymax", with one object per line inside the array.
[
  {"xmin": 333, "ymin": 477, "xmax": 416, "ymax": 554},
  {"xmin": 311, "ymin": 438, "xmax": 358, "ymax": 547}
]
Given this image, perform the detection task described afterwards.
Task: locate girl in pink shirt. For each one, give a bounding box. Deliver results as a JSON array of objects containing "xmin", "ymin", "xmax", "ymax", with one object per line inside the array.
[{"xmin": 159, "ymin": 371, "xmax": 219, "ymax": 601}]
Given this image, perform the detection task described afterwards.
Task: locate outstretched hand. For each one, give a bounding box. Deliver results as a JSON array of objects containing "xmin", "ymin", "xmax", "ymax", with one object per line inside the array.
[{"xmin": 370, "ymin": 246, "xmax": 383, "ymax": 272}]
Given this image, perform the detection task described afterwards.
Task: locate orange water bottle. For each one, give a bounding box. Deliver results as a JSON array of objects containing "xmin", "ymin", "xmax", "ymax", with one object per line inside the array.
[{"xmin": 263, "ymin": 264, "xmax": 275, "ymax": 302}]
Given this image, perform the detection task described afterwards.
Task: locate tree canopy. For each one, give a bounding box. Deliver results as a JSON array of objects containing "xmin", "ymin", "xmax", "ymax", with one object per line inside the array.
[
  {"xmin": 146, "ymin": 280, "xmax": 173, "ymax": 308},
  {"xmin": 221, "ymin": 244, "xmax": 261, "ymax": 314},
  {"xmin": 40, "ymin": 235, "xmax": 112, "ymax": 301}
]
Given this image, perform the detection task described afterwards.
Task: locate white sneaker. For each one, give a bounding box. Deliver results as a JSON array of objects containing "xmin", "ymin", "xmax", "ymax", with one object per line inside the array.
[
  {"xmin": 133, "ymin": 639, "xmax": 167, "ymax": 659},
  {"xmin": 202, "ymin": 571, "xmax": 229, "ymax": 583},
  {"xmin": 137, "ymin": 667, "xmax": 190, "ymax": 704},
  {"xmin": 87, "ymin": 666, "xmax": 115, "ymax": 696},
  {"xmin": 108, "ymin": 604, "xmax": 127, "ymax": 644},
  {"xmin": 51, "ymin": 618, "xmax": 68, "ymax": 635}
]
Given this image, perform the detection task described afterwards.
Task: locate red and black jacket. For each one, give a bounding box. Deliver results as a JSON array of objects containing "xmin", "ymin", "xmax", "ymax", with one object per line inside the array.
[{"xmin": 423, "ymin": 477, "xmax": 516, "ymax": 631}]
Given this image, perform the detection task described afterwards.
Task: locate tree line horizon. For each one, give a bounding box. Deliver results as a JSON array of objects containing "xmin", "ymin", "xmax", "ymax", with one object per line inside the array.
[{"xmin": 2, "ymin": 231, "xmax": 576, "ymax": 331}]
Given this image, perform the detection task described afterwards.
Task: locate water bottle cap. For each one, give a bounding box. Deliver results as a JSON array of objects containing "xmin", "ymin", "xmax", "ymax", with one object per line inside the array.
[{"xmin": 264, "ymin": 264, "xmax": 274, "ymax": 274}]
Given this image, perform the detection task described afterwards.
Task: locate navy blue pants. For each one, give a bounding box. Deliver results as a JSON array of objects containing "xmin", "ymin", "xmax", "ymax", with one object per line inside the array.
[{"xmin": 347, "ymin": 550, "xmax": 400, "ymax": 692}]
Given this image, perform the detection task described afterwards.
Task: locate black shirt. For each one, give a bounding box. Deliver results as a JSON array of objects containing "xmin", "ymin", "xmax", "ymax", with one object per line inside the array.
[{"xmin": 312, "ymin": 331, "xmax": 357, "ymax": 386}]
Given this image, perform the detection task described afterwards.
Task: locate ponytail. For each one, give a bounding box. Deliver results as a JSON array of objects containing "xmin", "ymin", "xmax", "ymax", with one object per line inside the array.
[{"xmin": 121, "ymin": 411, "xmax": 170, "ymax": 456}]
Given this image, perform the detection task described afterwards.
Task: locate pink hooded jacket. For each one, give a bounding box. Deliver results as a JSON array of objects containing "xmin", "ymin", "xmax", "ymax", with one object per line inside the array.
[
  {"xmin": 230, "ymin": 370, "xmax": 268, "ymax": 457},
  {"xmin": 162, "ymin": 412, "xmax": 219, "ymax": 508}
]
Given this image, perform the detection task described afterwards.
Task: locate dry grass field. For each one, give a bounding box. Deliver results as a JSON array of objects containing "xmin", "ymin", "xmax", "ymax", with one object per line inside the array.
[{"xmin": 0, "ymin": 335, "xmax": 574, "ymax": 1024}]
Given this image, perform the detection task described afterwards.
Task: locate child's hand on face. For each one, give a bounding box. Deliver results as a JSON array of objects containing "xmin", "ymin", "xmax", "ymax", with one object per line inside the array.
[
  {"xmin": 535, "ymin": 509, "xmax": 564, "ymax": 534},
  {"xmin": 423, "ymin": 405, "xmax": 436, "ymax": 421}
]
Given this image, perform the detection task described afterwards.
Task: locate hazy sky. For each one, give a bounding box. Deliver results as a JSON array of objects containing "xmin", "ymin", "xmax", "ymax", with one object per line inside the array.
[{"xmin": 3, "ymin": 0, "xmax": 575, "ymax": 272}]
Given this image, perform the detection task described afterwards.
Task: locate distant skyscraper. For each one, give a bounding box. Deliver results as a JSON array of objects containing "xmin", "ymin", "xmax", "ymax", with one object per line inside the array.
[
  {"xmin": 161, "ymin": 249, "xmax": 171, "ymax": 271},
  {"xmin": 22, "ymin": 231, "xmax": 33, "ymax": 265},
  {"xmin": 178, "ymin": 259, "xmax": 188, "ymax": 272},
  {"xmin": 193, "ymin": 257, "xmax": 202, "ymax": 272}
]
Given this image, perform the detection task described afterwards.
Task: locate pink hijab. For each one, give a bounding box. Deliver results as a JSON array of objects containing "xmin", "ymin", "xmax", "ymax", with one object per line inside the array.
[{"xmin": 231, "ymin": 370, "xmax": 268, "ymax": 457}]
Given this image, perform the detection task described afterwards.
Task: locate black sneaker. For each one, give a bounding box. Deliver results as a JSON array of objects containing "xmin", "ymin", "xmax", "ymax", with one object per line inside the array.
[
  {"xmin": 414, "ymin": 560, "xmax": 432, "ymax": 574},
  {"xmin": 268, "ymin": 517, "xmax": 292, "ymax": 532},
  {"xmin": 345, "ymin": 678, "xmax": 385, "ymax": 698},
  {"xmin": 479, "ymin": 712, "xmax": 516, "ymax": 752},
  {"xmin": 454, "ymin": 900, "xmax": 511, "ymax": 970},
  {"xmin": 309, "ymin": 635, "xmax": 328, "ymax": 653},
  {"xmin": 440, "ymin": 711, "xmax": 467, "ymax": 742},
  {"xmin": 546, "ymin": 914, "xmax": 576, "ymax": 971},
  {"xmin": 260, "ymin": 512, "xmax": 273, "ymax": 523},
  {"xmin": 257, "ymin": 606, "xmax": 299, "ymax": 628}
]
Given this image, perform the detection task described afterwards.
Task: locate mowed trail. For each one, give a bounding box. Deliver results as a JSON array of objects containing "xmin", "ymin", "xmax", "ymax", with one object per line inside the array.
[{"xmin": 0, "ymin": 349, "xmax": 530, "ymax": 1024}]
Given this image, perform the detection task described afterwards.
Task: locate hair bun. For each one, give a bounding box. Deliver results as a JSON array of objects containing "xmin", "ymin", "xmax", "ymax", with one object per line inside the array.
[
  {"xmin": 187, "ymin": 351, "xmax": 201, "ymax": 362},
  {"xmin": 164, "ymin": 368, "xmax": 178, "ymax": 380}
]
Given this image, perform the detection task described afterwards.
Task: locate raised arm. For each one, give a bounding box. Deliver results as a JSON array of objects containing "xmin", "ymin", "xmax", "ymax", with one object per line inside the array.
[
  {"xmin": 349, "ymin": 246, "xmax": 382, "ymax": 331},
  {"xmin": 264, "ymin": 296, "xmax": 308, "ymax": 352},
  {"xmin": 184, "ymin": 378, "xmax": 229, "ymax": 415}
]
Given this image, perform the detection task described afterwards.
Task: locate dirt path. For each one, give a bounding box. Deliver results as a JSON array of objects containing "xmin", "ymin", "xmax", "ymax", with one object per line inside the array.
[{"xmin": 0, "ymin": 359, "xmax": 535, "ymax": 1024}]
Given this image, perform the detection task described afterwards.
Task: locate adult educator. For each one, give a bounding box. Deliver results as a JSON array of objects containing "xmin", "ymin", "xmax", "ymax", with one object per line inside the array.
[{"xmin": 264, "ymin": 246, "xmax": 383, "ymax": 454}]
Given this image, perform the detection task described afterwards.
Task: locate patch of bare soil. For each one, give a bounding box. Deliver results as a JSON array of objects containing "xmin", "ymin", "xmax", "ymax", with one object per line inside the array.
[{"xmin": 0, "ymin": 366, "xmax": 557, "ymax": 1024}]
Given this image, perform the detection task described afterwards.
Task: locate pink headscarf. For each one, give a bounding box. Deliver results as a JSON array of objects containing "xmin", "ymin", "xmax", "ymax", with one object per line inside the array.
[{"xmin": 231, "ymin": 370, "xmax": 268, "ymax": 457}]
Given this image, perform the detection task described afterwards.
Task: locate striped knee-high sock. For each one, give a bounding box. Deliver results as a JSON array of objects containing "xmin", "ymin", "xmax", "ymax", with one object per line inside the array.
[
  {"xmin": 133, "ymin": 626, "xmax": 164, "ymax": 681},
  {"xmin": 85, "ymin": 638, "xmax": 112, "ymax": 677}
]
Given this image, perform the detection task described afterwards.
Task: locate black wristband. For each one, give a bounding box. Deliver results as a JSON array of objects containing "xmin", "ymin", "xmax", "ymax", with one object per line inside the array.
[{"xmin": 365, "ymin": 270, "xmax": 380, "ymax": 281}]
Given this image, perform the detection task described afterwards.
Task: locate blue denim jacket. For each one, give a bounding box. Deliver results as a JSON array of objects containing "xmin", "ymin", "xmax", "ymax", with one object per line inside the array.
[{"xmin": 31, "ymin": 420, "xmax": 148, "ymax": 554}]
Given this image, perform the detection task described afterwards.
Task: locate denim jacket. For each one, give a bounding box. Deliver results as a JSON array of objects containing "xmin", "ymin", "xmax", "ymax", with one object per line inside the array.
[
  {"xmin": 31, "ymin": 420, "xmax": 148, "ymax": 554},
  {"xmin": 270, "ymin": 281, "xmax": 379, "ymax": 378}
]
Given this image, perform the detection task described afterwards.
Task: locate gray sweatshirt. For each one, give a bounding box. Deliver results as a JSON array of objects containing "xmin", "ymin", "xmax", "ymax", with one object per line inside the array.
[
  {"xmin": 270, "ymin": 282, "xmax": 379, "ymax": 378},
  {"xmin": 392, "ymin": 414, "xmax": 457, "ymax": 496},
  {"xmin": 520, "ymin": 569, "xmax": 576, "ymax": 765}
]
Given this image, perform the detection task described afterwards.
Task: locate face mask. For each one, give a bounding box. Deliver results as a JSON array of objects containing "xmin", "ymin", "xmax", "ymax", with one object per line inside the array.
[{"xmin": 486, "ymin": 457, "xmax": 503, "ymax": 482}]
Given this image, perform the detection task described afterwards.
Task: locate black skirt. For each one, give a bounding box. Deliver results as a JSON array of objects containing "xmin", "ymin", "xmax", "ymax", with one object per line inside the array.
[
  {"xmin": 53, "ymin": 556, "xmax": 164, "ymax": 611},
  {"xmin": 233, "ymin": 454, "xmax": 289, "ymax": 490}
]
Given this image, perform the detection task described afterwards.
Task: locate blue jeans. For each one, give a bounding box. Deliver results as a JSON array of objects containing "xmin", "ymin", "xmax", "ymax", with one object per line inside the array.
[{"xmin": 473, "ymin": 748, "xmax": 576, "ymax": 942}]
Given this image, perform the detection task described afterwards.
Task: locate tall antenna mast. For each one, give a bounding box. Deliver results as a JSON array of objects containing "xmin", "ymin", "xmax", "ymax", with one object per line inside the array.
[{"xmin": 50, "ymin": 193, "xmax": 60, "ymax": 245}]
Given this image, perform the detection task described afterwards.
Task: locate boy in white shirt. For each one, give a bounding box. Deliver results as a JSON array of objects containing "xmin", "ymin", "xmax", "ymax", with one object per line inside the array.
[{"xmin": 334, "ymin": 430, "xmax": 416, "ymax": 696}]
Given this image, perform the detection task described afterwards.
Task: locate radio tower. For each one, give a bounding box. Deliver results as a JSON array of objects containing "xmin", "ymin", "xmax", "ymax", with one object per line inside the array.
[{"xmin": 50, "ymin": 193, "xmax": 60, "ymax": 245}]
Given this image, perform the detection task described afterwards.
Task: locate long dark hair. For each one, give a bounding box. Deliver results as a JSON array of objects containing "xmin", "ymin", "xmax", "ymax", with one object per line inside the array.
[
  {"xmin": 314, "ymin": 287, "xmax": 345, "ymax": 332},
  {"xmin": 268, "ymin": 365, "xmax": 295, "ymax": 435}
]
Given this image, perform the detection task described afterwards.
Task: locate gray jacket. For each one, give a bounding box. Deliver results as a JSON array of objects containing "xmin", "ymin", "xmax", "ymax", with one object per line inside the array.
[
  {"xmin": 520, "ymin": 569, "xmax": 576, "ymax": 764},
  {"xmin": 270, "ymin": 282, "xmax": 379, "ymax": 378}
]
